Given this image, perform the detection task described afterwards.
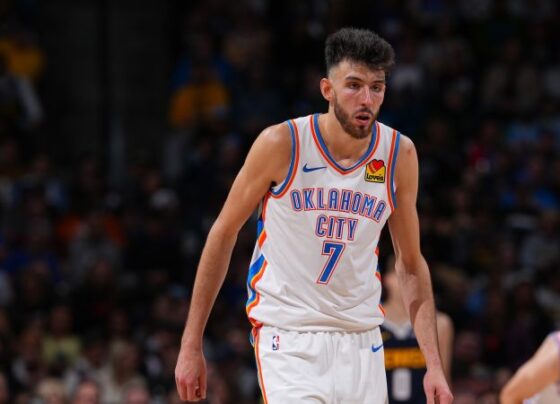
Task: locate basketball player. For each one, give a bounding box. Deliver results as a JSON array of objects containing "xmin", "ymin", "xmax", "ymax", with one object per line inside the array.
[
  {"xmin": 175, "ymin": 27, "xmax": 453, "ymax": 403},
  {"xmin": 381, "ymin": 255, "xmax": 454, "ymax": 403},
  {"xmin": 500, "ymin": 331, "xmax": 560, "ymax": 404}
]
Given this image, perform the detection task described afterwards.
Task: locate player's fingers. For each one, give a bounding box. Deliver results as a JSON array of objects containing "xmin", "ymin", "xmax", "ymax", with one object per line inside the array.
[
  {"xmin": 175, "ymin": 375, "xmax": 188, "ymax": 401},
  {"xmin": 186, "ymin": 378, "xmax": 201, "ymax": 402},
  {"xmin": 438, "ymin": 390, "xmax": 454, "ymax": 404},
  {"xmin": 199, "ymin": 367, "xmax": 207, "ymax": 399},
  {"xmin": 426, "ymin": 389, "xmax": 435, "ymax": 404}
]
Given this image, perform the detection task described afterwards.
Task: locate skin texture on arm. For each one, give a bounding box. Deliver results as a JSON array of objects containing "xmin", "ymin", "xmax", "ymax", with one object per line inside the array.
[
  {"xmin": 175, "ymin": 123, "xmax": 292, "ymax": 402},
  {"xmin": 500, "ymin": 334, "xmax": 560, "ymax": 404},
  {"xmin": 387, "ymin": 135, "xmax": 453, "ymax": 404},
  {"xmin": 436, "ymin": 311, "xmax": 454, "ymax": 384}
]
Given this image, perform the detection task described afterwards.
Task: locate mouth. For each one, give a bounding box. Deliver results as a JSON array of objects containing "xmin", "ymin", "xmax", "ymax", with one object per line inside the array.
[{"xmin": 354, "ymin": 112, "xmax": 373, "ymax": 126}]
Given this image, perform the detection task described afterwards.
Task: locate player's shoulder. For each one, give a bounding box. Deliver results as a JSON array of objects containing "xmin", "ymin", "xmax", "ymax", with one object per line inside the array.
[
  {"xmin": 256, "ymin": 115, "xmax": 311, "ymax": 154},
  {"xmin": 249, "ymin": 121, "xmax": 294, "ymax": 169},
  {"xmin": 396, "ymin": 133, "xmax": 415, "ymax": 156},
  {"xmin": 258, "ymin": 122, "xmax": 292, "ymax": 149}
]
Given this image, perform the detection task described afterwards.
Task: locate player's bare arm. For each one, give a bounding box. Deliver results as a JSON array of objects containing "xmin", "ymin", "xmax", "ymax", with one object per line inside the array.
[
  {"xmin": 500, "ymin": 334, "xmax": 560, "ymax": 404},
  {"xmin": 387, "ymin": 135, "xmax": 453, "ymax": 404},
  {"xmin": 175, "ymin": 123, "xmax": 292, "ymax": 402}
]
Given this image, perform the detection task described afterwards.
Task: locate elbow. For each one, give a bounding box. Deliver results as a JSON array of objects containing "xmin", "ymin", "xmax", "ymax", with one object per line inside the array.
[{"xmin": 208, "ymin": 217, "xmax": 240, "ymax": 242}]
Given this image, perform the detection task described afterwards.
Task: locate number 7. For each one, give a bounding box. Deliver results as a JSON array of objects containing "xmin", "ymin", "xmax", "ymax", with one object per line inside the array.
[{"xmin": 317, "ymin": 241, "xmax": 346, "ymax": 284}]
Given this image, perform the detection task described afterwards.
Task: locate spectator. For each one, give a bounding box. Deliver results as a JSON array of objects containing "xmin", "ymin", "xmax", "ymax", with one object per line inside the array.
[
  {"xmin": 68, "ymin": 210, "xmax": 121, "ymax": 285},
  {"xmin": 35, "ymin": 378, "xmax": 66, "ymax": 404},
  {"xmin": 98, "ymin": 340, "xmax": 145, "ymax": 403},
  {"xmin": 42, "ymin": 304, "xmax": 81, "ymax": 371},
  {"xmin": 123, "ymin": 381, "xmax": 151, "ymax": 404},
  {"xmin": 63, "ymin": 334, "xmax": 106, "ymax": 395},
  {"xmin": 71, "ymin": 379, "xmax": 101, "ymax": 404}
]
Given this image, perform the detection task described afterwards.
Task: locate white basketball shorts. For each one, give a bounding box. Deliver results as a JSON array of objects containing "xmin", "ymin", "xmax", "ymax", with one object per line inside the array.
[{"xmin": 253, "ymin": 326, "xmax": 387, "ymax": 403}]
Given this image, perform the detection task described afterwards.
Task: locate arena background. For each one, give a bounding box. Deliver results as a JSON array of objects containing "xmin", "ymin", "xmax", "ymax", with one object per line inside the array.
[{"xmin": 1, "ymin": 0, "xmax": 559, "ymax": 402}]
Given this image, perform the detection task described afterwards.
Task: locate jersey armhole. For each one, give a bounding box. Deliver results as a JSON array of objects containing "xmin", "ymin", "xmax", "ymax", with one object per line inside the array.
[{"xmin": 270, "ymin": 119, "xmax": 299, "ymax": 198}]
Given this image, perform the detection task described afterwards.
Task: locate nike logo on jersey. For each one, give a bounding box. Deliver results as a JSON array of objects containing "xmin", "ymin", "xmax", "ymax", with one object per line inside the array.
[
  {"xmin": 302, "ymin": 163, "xmax": 326, "ymax": 173},
  {"xmin": 371, "ymin": 344, "xmax": 384, "ymax": 352}
]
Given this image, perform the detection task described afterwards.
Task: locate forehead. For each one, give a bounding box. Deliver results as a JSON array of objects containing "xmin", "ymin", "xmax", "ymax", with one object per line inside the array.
[{"xmin": 329, "ymin": 59, "xmax": 386, "ymax": 82}]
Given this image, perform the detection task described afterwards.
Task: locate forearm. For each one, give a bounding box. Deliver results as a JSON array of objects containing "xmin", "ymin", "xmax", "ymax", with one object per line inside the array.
[
  {"xmin": 396, "ymin": 257, "xmax": 441, "ymax": 370},
  {"xmin": 181, "ymin": 222, "xmax": 238, "ymax": 349},
  {"xmin": 500, "ymin": 374, "xmax": 530, "ymax": 404},
  {"xmin": 500, "ymin": 387, "xmax": 523, "ymax": 404}
]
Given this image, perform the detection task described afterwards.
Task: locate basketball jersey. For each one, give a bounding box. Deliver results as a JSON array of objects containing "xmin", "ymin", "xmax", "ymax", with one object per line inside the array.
[
  {"xmin": 381, "ymin": 320, "xmax": 426, "ymax": 404},
  {"xmin": 246, "ymin": 114, "xmax": 401, "ymax": 332},
  {"xmin": 524, "ymin": 331, "xmax": 560, "ymax": 404}
]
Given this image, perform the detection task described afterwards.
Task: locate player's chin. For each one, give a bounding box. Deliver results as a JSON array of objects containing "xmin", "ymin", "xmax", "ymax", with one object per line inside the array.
[{"xmin": 349, "ymin": 126, "xmax": 371, "ymax": 139}]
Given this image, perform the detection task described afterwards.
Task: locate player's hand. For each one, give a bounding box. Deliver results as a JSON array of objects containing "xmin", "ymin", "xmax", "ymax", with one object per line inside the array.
[
  {"xmin": 424, "ymin": 367, "xmax": 453, "ymax": 404},
  {"xmin": 175, "ymin": 346, "xmax": 207, "ymax": 402}
]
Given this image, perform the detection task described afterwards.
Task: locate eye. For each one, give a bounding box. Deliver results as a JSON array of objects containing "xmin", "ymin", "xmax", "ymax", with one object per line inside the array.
[
  {"xmin": 371, "ymin": 85, "xmax": 384, "ymax": 93},
  {"xmin": 348, "ymin": 82, "xmax": 360, "ymax": 90}
]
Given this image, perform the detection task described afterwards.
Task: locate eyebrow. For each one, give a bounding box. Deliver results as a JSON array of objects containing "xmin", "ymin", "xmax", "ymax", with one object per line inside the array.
[{"xmin": 344, "ymin": 75, "xmax": 386, "ymax": 84}]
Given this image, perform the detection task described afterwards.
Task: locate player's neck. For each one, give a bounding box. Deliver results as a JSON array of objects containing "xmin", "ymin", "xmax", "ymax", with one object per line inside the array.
[
  {"xmin": 319, "ymin": 113, "xmax": 372, "ymax": 163},
  {"xmin": 383, "ymin": 297, "xmax": 409, "ymax": 325}
]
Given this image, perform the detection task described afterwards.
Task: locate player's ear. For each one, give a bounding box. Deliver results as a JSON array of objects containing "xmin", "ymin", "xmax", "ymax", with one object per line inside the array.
[{"xmin": 320, "ymin": 78, "xmax": 333, "ymax": 102}]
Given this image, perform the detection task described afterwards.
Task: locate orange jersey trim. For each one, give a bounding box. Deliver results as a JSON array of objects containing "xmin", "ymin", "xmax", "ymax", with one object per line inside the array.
[
  {"xmin": 246, "ymin": 261, "xmax": 268, "ymax": 316},
  {"xmin": 254, "ymin": 329, "xmax": 269, "ymax": 404}
]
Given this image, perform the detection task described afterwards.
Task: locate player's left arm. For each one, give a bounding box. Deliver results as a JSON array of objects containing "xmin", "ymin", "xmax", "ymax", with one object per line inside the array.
[{"xmin": 388, "ymin": 135, "xmax": 453, "ymax": 404}]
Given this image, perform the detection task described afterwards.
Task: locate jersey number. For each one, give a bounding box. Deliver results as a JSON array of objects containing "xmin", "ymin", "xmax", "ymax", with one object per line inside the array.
[
  {"xmin": 391, "ymin": 368, "xmax": 412, "ymax": 401},
  {"xmin": 317, "ymin": 241, "xmax": 346, "ymax": 284}
]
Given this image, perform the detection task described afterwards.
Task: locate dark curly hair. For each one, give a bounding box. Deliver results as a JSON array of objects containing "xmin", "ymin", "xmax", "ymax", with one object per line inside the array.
[{"xmin": 325, "ymin": 27, "xmax": 395, "ymax": 74}]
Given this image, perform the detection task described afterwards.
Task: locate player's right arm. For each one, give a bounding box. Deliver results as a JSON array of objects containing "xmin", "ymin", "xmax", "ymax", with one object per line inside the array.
[
  {"xmin": 500, "ymin": 333, "xmax": 560, "ymax": 404},
  {"xmin": 175, "ymin": 123, "xmax": 292, "ymax": 402}
]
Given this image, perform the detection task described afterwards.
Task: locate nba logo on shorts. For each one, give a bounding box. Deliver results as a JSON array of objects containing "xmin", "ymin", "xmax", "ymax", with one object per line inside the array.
[{"xmin": 272, "ymin": 335, "xmax": 280, "ymax": 351}]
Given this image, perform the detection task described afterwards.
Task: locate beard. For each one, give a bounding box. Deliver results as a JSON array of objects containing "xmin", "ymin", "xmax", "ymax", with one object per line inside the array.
[{"xmin": 332, "ymin": 94, "xmax": 376, "ymax": 140}]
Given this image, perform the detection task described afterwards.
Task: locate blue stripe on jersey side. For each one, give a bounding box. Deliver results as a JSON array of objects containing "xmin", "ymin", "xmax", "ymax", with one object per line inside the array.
[
  {"xmin": 312, "ymin": 113, "xmax": 377, "ymax": 172},
  {"xmin": 390, "ymin": 131, "xmax": 401, "ymax": 208},
  {"xmin": 246, "ymin": 254, "xmax": 265, "ymax": 306},
  {"xmin": 270, "ymin": 120, "xmax": 297, "ymax": 196},
  {"xmin": 256, "ymin": 217, "xmax": 264, "ymax": 239}
]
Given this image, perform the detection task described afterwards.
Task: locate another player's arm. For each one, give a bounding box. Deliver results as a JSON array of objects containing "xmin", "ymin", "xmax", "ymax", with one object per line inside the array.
[
  {"xmin": 436, "ymin": 312, "xmax": 454, "ymax": 384},
  {"xmin": 175, "ymin": 123, "xmax": 292, "ymax": 402},
  {"xmin": 387, "ymin": 136, "xmax": 452, "ymax": 404},
  {"xmin": 500, "ymin": 335, "xmax": 560, "ymax": 404}
]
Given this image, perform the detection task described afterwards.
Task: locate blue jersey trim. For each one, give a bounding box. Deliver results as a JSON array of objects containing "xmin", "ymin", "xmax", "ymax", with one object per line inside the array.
[
  {"xmin": 246, "ymin": 254, "xmax": 265, "ymax": 306},
  {"xmin": 312, "ymin": 113, "xmax": 377, "ymax": 172},
  {"xmin": 256, "ymin": 217, "xmax": 264, "ymax": 238},
  {"xmin": 270, "ymin": 120, "xmax": 297, "ymax": 195},
  {"xmin": 389, "ymin": 131, "xmax": 401, "ymax": 209}
]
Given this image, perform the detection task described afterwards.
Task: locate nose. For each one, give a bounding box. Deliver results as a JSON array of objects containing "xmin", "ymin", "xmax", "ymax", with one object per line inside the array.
[{"xmin": 360, "ymin": 86, "xmax": 374, "ymax": 106}]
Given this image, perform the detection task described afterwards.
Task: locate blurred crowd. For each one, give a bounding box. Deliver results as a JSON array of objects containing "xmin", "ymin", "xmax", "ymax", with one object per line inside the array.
[{"xmin": 1, "ymin": 0, "xmax": 560, "ymax": 403}]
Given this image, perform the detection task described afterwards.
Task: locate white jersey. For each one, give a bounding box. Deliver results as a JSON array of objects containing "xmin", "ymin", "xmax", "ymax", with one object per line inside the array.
[{"xmin": 246, "ymin": 114, "xmax": 401, "ymax": 332}]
